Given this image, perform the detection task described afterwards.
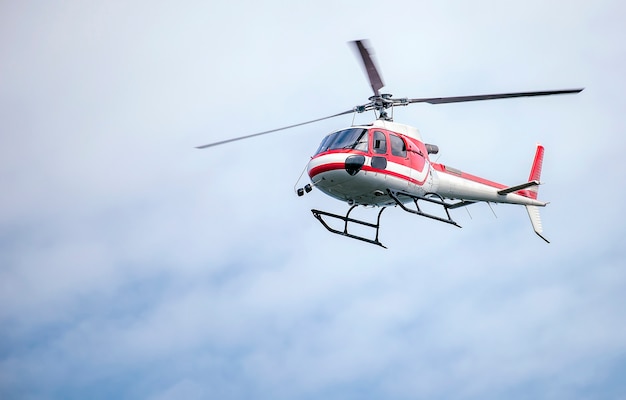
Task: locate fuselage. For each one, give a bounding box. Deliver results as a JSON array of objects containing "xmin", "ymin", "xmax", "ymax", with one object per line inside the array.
[{"xmin": 307, "ymin": 120, "xmax": 546, "ymax": 207}]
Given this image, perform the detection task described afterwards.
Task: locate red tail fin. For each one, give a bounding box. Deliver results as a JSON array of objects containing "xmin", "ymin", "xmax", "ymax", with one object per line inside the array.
[{"xmin": 526, "ymin": 144, "xmax": 544, "ymax": 199}]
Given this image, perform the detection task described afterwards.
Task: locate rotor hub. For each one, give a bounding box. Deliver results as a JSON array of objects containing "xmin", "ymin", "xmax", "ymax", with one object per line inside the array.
[{"xmin": 354, "ymin": 94, "xmax": 410, "ymax": 121}]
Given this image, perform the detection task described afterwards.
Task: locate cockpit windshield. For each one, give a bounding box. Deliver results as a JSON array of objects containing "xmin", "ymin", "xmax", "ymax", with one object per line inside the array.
[{"xmin": 314, "ymin": 128, "xmax": 368, "ymax": 155}]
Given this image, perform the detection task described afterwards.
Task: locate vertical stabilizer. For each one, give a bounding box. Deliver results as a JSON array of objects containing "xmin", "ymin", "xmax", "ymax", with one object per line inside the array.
[
  {"xmin": 526, "ymin": 205, "xmax": 549, "ymax": 243},
  {"xmin": 525, "ymin": 145, "xmax": 549, "ymax": 242},
  {"xmin": 526, "ymin": 144, "xmax": 544, "ymax": 200}
]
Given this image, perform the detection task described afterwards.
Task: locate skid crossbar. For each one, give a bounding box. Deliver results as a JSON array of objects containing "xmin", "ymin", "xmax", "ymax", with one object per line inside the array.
[
  {"xmin": 311, "ymin": 206, "xmax": 387, "ymax": 248},
  {"xmin": 386, "ymin": 189, "xmax": 462, "ymax": 228}
]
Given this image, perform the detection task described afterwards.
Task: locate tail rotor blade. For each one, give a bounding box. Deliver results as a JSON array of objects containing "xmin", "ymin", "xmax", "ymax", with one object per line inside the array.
[
  {"xmin": 195, "ymin": 109, "xmax": 355, "ymax": 149},
  {"xmin": 351, "ymin": 40, "xmax": 384, "ymax": 96}
]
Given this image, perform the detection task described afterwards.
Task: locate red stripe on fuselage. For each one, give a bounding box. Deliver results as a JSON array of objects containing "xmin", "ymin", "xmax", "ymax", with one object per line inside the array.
[
  {"xmin": 308, "ymin": 161, "xmax": 428, "ymax": 186},
  {"xmin": 308, "ymin": 162, "xmax": 346, "ymax": 178},
  {"xmin": 432, "ymin": 163, "xmax": 506, "ymax": 189}
]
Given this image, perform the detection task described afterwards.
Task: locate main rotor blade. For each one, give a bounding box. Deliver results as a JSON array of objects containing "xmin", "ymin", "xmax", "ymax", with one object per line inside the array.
[
  {"xmin": 408, "ymin": 88, "xmax": 584, "ymax": 104},
  {"xmin": 351, "ymin": 40, "xmax": 384, "ymax": 96},
  {"xmin": 195, "ymin": 109, "xmax": 355, "ymax": 149}
]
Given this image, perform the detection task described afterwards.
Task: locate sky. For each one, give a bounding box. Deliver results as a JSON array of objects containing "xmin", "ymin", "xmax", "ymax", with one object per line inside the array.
[{"xmin": 1, "ymin": 1, "xmax": 625, "ymax": 399}]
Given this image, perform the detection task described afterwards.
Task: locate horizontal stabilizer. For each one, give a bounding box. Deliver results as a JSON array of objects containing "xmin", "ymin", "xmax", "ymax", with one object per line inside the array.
[
  {"xmin": 497, "ymin": 180, "xmax": 540, "ymax": 195},
  {"xmin": 526, "ymin": 205, "xmax": 549, "ymax": 243}
]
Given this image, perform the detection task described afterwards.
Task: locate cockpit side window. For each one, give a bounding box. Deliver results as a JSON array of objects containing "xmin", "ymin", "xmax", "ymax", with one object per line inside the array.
[
  {"xmin": 372, "ymin": 131, "xmax": 387, "ymax": 154},
  {"xmin": 314, "ymin": 135, "xmax": 333, "ymax": 155},
  {"xmin": 314, "ymin": 128, "xmax": 368, "ymax": 155},
  {"xmin": 352, "ymin": 130, "xmax": 368, "ymax": 151},
  {"xmin": 390, "ymin": 134, "xmax": 407, "ymax": 157}
]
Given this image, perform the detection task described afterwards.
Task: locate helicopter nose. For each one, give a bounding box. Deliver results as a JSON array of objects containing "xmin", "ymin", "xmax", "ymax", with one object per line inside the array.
[{"xmin": 345, "ymin": 154, "xmax": 365, "ymax": 176}]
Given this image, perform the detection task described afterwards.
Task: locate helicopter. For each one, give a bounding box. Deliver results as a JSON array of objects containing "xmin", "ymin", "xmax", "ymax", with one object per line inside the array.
[{"xmin": 197, "ymin": 40, "xmax": 583, "ymax": 248}]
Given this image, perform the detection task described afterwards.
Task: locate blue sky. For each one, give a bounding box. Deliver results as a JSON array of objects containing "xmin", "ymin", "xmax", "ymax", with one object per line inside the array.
[{"xmin": 1, "ymin": 1, "xmax": 625, "ymax": 399}]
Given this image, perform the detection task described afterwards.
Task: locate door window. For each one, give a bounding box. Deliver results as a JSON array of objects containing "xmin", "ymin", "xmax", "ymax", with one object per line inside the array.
[
  {"xmin": 389, "ymin": 134, "xmax": 407, "ymax": 157},
  {"xmin": 372, "ymin": 131, "xmax": 387, "ymax": 154}
]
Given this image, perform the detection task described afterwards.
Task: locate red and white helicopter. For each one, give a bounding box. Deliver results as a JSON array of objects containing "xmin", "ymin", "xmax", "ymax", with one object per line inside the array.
[{"xmin": 198, "ymin": 40, "xmax": 582, "ymax": 248}]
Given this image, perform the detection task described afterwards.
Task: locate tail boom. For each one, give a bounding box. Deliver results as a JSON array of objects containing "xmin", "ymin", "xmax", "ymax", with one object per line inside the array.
[
  {"xmin": 431, "ymin": 164, "xmax": 546, "ymax": 206},
  {"xmin": 431, "ymin": 144, "xmax": 550, "ymax": 242}
]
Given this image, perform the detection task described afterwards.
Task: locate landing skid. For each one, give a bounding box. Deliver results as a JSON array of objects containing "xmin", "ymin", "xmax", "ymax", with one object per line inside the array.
[
  {"xmin": 311, "ymin": 206, "xmax": 387, "ymax": 248},
  {"xmin": 386, "ymin": 189, "xmax": 463, "ymax": 228},
  {"xmin": 311, "ymin": 190, "xmax": 468, "ymax": 248}
]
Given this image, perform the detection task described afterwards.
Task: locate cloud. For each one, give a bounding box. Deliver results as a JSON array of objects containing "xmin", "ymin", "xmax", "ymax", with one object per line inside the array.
[{"xmin": 1, "ymin": 0, "xmax": 625, "ymax": 399}]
